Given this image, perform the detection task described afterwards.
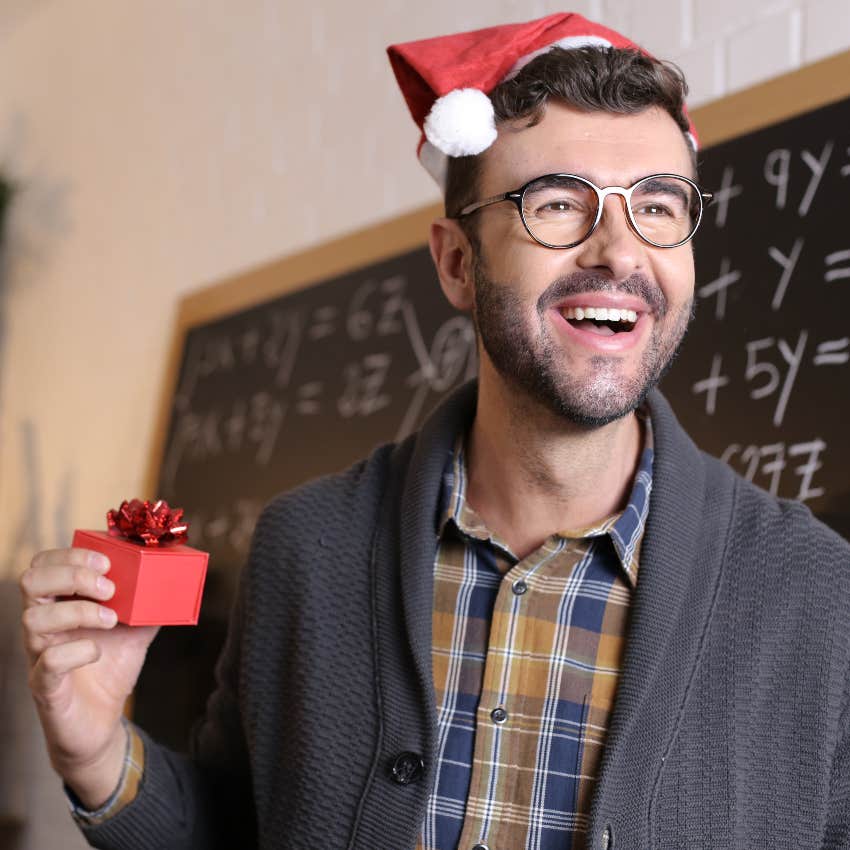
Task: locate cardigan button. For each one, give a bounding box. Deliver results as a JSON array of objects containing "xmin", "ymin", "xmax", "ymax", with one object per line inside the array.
[
  {"xmin": 390, "ymin": 751, "xmax": 424, "ymax": 785},
  {"xmin": 601, "ymin": 824, "xmax": 613, "ymax": 849}
]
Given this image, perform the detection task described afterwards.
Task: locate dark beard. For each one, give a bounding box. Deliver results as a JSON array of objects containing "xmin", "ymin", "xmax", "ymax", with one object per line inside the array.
[{"xmin": 472, "ymin": 256, "xmax": 694, "ymax": 428}]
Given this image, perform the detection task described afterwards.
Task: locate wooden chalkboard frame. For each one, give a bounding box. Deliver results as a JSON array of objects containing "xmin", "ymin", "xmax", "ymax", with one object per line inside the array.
[{"xmin": 144, "ymin": 47, "xmax": 850, "ymax": 499}]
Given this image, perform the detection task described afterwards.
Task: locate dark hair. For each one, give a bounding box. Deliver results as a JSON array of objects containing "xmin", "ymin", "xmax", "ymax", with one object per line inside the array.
[{"xmin": 444, "ymin": 46, "xmax": 694, "ymax": 219}]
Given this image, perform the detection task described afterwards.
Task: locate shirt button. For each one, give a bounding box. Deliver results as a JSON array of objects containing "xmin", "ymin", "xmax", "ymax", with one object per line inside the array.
[
  {"xmin": 472, "ymin": 845, "xmax": 490, "ymax": 850},
  {"xmin": 490, "ymin": 706, "xmax": 508, "ymax": 724},
  {"xmin": 512, "ymin": 579, "xmax": 528, "ymax": 595},
  {"xmin": 390, "ymin": 751, "xmax": 424, "ymax": 785}
]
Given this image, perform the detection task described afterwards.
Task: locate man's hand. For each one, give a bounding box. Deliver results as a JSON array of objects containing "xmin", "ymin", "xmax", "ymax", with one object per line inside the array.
[{"xmin": 19, "ymin": 547, "xmax": 159, "ymax": 809}]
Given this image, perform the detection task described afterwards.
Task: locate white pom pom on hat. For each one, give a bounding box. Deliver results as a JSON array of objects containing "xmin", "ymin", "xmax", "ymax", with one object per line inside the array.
[
  {"xmin": 387, "ymin": 12, "xmax": 701, "ymax": 191},
  {"xmin": 424, "ymin": 88, "xmax": 498, "ymax": 157}
]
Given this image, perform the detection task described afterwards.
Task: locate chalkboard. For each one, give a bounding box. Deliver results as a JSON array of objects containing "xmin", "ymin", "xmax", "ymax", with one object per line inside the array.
[
  {"xmin": 661, "ymin": 92, "xmax": 850, "ymax": 538},
  {"xmin": 135, "ymin": 50, "xmax": 850, "ymax": 749},
  {"xmin": 157, "ymin": 244, "xmax": 476, "ymax": 617},
  {"xmin": 134, "ymin": 205, "xmax": 472, "ymax": 748}
]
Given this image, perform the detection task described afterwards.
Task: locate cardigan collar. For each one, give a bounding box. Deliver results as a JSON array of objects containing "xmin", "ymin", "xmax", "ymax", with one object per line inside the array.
[
  {"xmin": 368, "ymin": 378, "xmax": 733, "ymax": 849},
  {"xmin": 395, "ymin": 378, "xmax": 714, "ymax": 730}
]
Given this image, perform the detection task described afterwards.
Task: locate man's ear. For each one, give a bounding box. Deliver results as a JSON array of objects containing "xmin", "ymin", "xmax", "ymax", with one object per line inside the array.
[{"xmin": 429, "ymin": 217, "xmax": 475, "ymax": 312}]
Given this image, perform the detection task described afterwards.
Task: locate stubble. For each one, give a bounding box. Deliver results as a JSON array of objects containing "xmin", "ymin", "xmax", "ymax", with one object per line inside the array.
[{"xmin": 472, "ymin": 256, "xmax": 694, "ymax": 428}]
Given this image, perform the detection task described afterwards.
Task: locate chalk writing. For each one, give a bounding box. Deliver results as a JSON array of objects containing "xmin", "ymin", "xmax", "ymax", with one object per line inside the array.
[
  {"xmin": 346, "ymin": 275, "xmax": 406, "ymax": 341},
  {"xmin": 825, "ymin": 249, "xmax": 850, "ymax": 282},
  {"xmin": 662, "ymin": 97, "xmax": 850, "ymax": 523},
  {"xmin": 691, "ymin": 354, "xmax": 729, "ymax": 415},
  {"xmin": 187, "ymin": 498, "xmax": 265, "ymax": 552},
  {"xmin": 813, "ymin": 338, "xmax": 850, "ymax": 366},
  {"xmin": 721, "ymin": 439, "xmax": 826, "ymax": 502},
  {"xmin": 158, "ymin": 245, "xmax": 489, "ymax": 582},
  {"xmin": 698, "ymin": 257, "xmax": 741, "ymax": 320},
  {"xmin": 308, "ymin": 305, "xmax": 338, "ymax": 340},
  {"xmin": 338, "ymin": 353, "xmax": 392, "ymax": 418},
  {"xmin": 397, "ymin": 315, "xmax": 477, "ymax": 441},
  {"xmin": 799, "ymin": 141, "xmax": 833, "ymax": 216},
  {"xmin": 764, "ymin": 148, "xmax": 790, "ymax": 209},
  {"xmin": 689, "ymin": 325, "xmax": 850, "ymax": 423},
  {"xmin": 767, "ymin": 237, "xmax": 805, "ymax": 310},
  {"xmin": 711, "ymin": 165, "xmax": 743, "ymax": 228},
  {"xmin": 744, "ymin": 331, "xmax": 807, "ymax": 427},
  {"xmin": 174, "ymin": 309, "xmax": 303, "ymax": 412},
  {"xmin": 161, "ymin": 391, "xmax": 287, "ymax": 490},
  {"xmin": 295, "ymin": 381, "xmax": 323, "ymax": 414},
  {"xmin": 764, "ymin": 141, "xmax": 834, "ymax": 216}
]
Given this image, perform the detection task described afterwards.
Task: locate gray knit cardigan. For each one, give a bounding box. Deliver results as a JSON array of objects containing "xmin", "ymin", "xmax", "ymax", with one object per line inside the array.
[{"xmin": 77, "ymin": 381, "xmax": 850, "ymax": 850}]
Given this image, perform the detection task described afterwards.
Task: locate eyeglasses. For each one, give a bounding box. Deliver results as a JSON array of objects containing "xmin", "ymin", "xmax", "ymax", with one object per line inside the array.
[{"xmin": 457, "ymin": 173, "xmax": 714, "ymax": 249}]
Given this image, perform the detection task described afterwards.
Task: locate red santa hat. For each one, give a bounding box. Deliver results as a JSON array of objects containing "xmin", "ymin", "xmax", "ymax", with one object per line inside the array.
[{"xmin": 387, "ymin": 12, "xmax": 699, "ymax": 191}]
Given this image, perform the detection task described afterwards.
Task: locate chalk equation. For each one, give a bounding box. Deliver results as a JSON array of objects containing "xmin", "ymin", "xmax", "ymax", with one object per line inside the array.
[
  {"xmin": 720, "ymin": 439, "xmax": 825, "ymax": 503},
  {"xmin": 667, "ymin": 111, "xmax": 850, "ymax": 515},
  {"xmin": 186, "ymin": 497, "xmax": 266, "ymax": 553},
  {"xmin": 689, "ymin": 329, "xmax": 848, "ymax": 425},
  {"xmin": 699, "ymin": 239, "xmax": 849, "ymax": 318},
  {"xmin": 161, "ymin": 259, "xmax": 477, "ymax": 503}
]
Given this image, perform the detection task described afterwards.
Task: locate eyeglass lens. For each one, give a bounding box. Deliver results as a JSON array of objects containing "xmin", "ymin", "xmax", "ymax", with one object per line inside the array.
[{"xmin": 520, "ymin": 175, "xmax": 702, "ymax": 247}]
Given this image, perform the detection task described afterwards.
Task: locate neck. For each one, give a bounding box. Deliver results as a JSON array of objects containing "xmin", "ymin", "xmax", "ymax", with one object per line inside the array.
[{"xmin": 466, "ymin": 367, "xmax": 644, "ymax": 560}]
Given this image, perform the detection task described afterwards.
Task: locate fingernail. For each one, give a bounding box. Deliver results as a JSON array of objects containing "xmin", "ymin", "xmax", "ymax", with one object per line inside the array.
[
  {"xmin": 90, "ymin": 552, "xmax": 110, "ymax": 573},
  {"xmin": 99, "ymin": 606, "xmax": 117, "ymax": 625},
  {"xmin": 96, "ymin": 576, "xmax": 115, "ymax": 597}
]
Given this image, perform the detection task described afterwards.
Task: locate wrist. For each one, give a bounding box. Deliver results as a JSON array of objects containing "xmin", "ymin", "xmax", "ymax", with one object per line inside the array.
[{"xmin": 62, "ymin": 721, "xmax": 129, "ymax": 812}]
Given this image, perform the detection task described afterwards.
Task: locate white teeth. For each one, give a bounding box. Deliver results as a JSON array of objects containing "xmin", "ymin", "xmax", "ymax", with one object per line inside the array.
[{"xmin": 560, "ymin": 306, "xmax": 639, "ymax": 324}]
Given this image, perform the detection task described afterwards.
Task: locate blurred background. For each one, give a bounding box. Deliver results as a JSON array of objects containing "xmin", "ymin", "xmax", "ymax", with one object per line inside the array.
[{"xmin": 1, "ymin": 0, "xmax": 848, "ymax": 847}]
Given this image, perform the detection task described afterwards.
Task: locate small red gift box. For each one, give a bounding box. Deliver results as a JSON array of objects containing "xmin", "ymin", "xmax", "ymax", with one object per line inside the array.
[{"xmin": 72, "ymin": 529, "xmax": 209, "ymax": 626}]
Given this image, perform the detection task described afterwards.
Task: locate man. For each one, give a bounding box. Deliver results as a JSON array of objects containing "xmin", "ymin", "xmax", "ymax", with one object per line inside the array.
[{"xmin": 18, "ymin": 12, "xmax": 850, "ymax": 850}]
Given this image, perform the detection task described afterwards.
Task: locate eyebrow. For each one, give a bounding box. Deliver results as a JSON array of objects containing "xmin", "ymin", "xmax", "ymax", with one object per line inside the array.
[
  {"xmin": 523, "ymin": 172, "xmax": 691, "ymax": 188},
  {"xmin": 529, "ymin": 174, "xmax": 590, "ymax": 190},
  {"xmin": 634, "ymin": 176, "xmax": 690, "ymax": 205}
]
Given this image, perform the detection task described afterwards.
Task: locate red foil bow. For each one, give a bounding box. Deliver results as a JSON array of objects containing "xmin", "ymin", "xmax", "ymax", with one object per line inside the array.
[{"xmin": 107, "ymin": 499, "xmax": 189, "ymax": 547}]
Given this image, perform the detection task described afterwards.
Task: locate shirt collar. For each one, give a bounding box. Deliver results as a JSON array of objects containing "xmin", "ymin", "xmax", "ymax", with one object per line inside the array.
[{"xmin": 436, "ymin": 408, "xmax": 654, "ymax": 589}]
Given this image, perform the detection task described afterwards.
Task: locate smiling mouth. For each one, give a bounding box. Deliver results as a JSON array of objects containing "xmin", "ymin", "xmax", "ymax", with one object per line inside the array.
[{"xmin": 558, "ymin": 305, "xmax": 639, "ymax": 336}]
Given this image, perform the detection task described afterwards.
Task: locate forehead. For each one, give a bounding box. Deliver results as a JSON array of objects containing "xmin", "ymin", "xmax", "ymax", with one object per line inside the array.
[{"xmin": 479, "ymin": 102, "xmax": 695, "ymax": 193}]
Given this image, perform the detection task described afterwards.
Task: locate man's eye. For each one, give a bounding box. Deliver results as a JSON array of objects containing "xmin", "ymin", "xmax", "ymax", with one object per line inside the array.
[
  {"xmin": 635, "ymin": 202, "xmax": 674, "ymax": 217},
  {"xmin": 538, "ymin": 199, "xmax": 579, "ymax": 213}
]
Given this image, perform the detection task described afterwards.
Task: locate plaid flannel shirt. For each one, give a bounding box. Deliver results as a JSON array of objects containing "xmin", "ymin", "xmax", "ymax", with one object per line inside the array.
[{"xmin": 417, "ymin": 413, "xmax": 653, "ymax": 850}]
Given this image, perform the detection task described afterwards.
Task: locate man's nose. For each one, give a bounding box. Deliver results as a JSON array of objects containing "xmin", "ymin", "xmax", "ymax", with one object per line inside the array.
[{"xmin": 573, "ymin": 193, "xmax": 645, "ymax": 281}]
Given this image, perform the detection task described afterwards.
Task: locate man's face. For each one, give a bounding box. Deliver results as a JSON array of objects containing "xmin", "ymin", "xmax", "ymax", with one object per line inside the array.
[{"xmin": 468, "ymin": 102, "xmax": 697, "ymax": 427}]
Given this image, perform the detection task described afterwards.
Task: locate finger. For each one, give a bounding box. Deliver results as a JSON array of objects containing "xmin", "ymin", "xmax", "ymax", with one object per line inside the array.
[
  {"xmin": 23, "ymin": 598, "xmax": 117, "ymax": 638},
  {"xmin": 29, "ymin": 639, "xmax": 102, "ymax": 702},
  {"xmin": 24, "ymin": 626, "xmax": 89, "ymax": 662},
  {"xmin": 20, "ymin": 562, "xmax": 115, "ymax": 608},
  {"xmin": 31, "ymin": 547, "xmax": 110, "ymax": 574},
  {"xmin": 22, "ymin": 599, "xmax": 117, "ymax": 664},
  {"xmin": 22, "ymin": 548, "xmax": 110, "ymax": 602}
]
